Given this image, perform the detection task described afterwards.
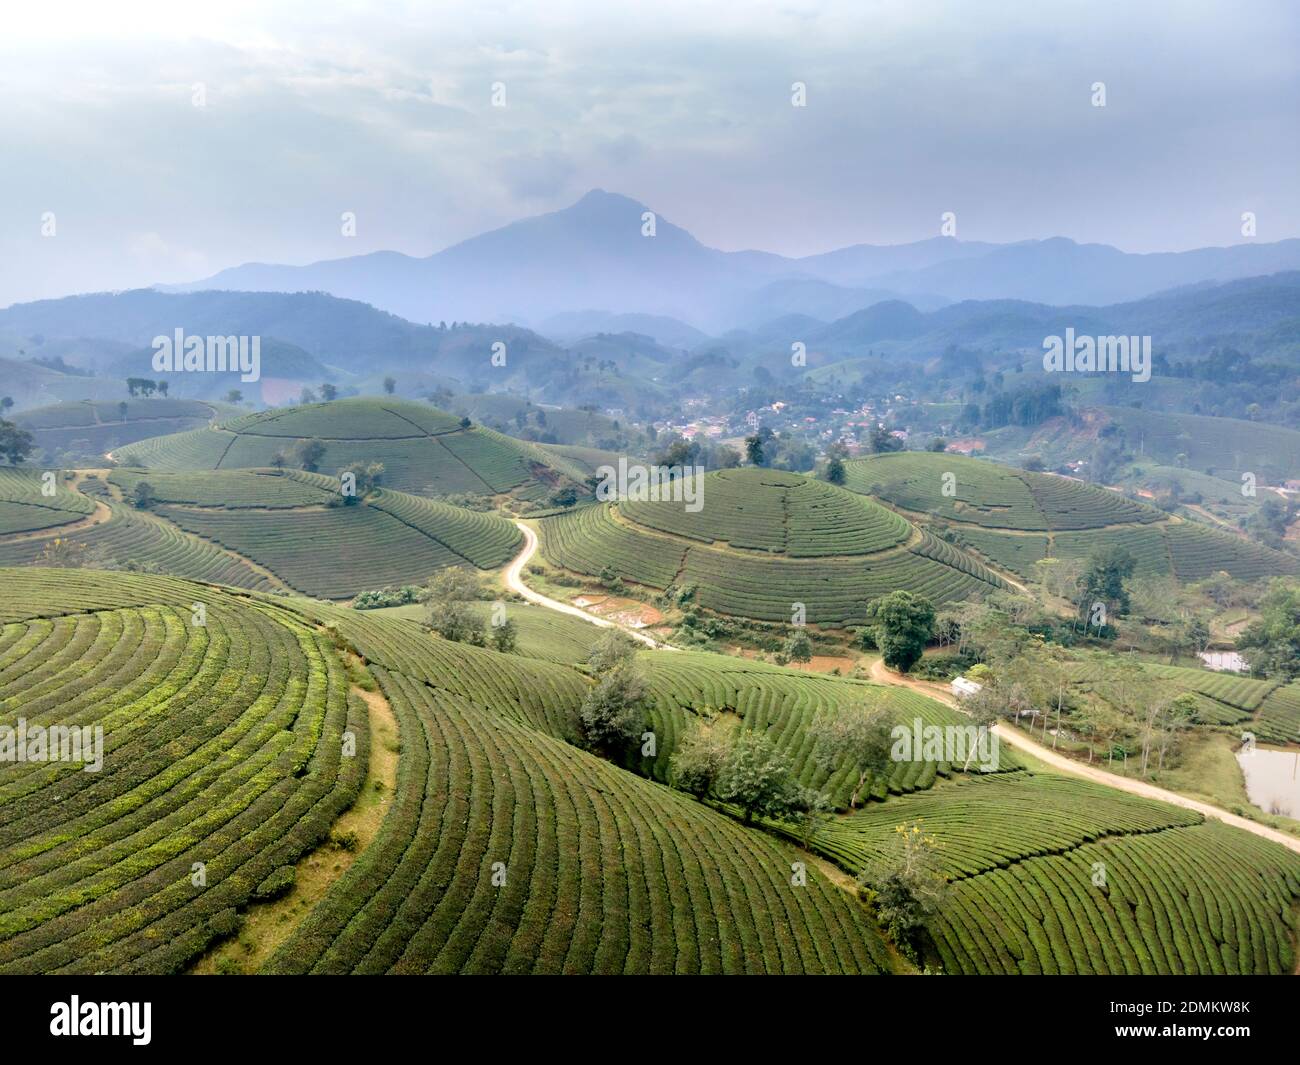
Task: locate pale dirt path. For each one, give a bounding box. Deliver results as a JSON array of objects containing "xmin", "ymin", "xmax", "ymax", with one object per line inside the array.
[
  {"xmin": 190, "ymin": 680, "xmax": 399, "ymax": 974},
  {"xmin": 505, "ymin": 521, "xmax": 676, "ymax": 651},
  {"xmin": 867, "ymin": 659, "xmax": 1300, "ymax": 856}
]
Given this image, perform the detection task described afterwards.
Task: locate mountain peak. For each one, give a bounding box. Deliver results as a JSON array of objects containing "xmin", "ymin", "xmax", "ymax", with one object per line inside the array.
[{"xmin": 567, "ymin": 188, "xmax": 648, "ymax": 214}]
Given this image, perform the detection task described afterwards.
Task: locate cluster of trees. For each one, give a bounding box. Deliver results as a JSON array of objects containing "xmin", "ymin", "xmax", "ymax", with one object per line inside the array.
[
  {"xmin": 330, "ymin": 461, "xmax": 384, "ymax": 506},
  {"xmin": 574, "ymin": 633, "xmax": 647, "ymax": 756},
  {"xmin": 126, "ymin": 378, "xmax": 169, "ymax": 397},
  {"xmin": 1238, "ymin": 579, "xmax": 1300, "ymax": 680},
  {"xmin": 960, "ymin": 383, "xmax": 1064, "ymax": 431},
  {"xmin": 741, "ymin": 426, "xmax": 818, "ymax": 472},
  {"xmin": 654, "ymin": 434, "xmax": 741, "ymax": 472},
  {"xmin": 271, "ymin": 438, "xmax": 327, "ymax": 472},
  {"xmin": 940, "ymin": 590, "xmax": 1200, "ymax": 773},
  {"xmin": 1242, "ymin": 497, "xmax": 1297, "ymax": 550},
  {"xmin": 0, "ymin": 419, "xmax": 34, "ymax": 465},
  {"xmin": 423, "ymin": 567, "xmax": 517, "ymax": 653},
  {"xmin": 298, "ymin": 383, "xmax": 339, "ymax": 404}
]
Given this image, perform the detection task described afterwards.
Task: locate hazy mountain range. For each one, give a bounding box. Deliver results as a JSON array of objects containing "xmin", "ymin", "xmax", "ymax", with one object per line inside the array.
[
  {"xmin": 159, "ymin": 190, "xmax": 1300, "ymax": 332},
  {"xmin": 2, "ymin": 269, "xmax": 1297, "ymax": 411}
]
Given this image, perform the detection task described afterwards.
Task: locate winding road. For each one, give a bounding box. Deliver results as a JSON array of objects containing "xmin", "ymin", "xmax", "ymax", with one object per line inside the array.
[
  {"xmin": 868, "ymin": 659, "xmax": 1300, "ymax": 856},
  {"xmin": 504, "ymin": 522, "xmax": 675, "ymax": 650},
  {"xmin": 504, "ymin": 520, "xmax": 1300, "ymax": 854}
]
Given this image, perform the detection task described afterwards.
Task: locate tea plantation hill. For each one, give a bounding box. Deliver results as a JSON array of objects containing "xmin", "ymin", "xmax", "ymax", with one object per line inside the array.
[
  {"xmin": 0, "ymin": 468, "xmax": 522, "ymax": 600},
  {"xmin": 3, "ymin": 568, "xmax": 1297, "ymax": 974},
  {"xmin": 117, "ymin": 397, "xmax": 588, "ymax": 501},
  {"xmin": 844, "ymin": 451, "xmax": 1299, "ymax": 583},
  {"xmin": 14, "ymin": 398, "xmax": 236, "ymax": 463},
  {"xmin": 539, "ymin": 467, "xmax": 1010, "ymax": 626}
]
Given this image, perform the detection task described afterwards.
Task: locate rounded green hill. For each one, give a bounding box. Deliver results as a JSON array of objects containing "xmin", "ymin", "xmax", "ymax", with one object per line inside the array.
[
  {"xmin": 118, "ymin": 397, "xmax": 584, "ymax": 500},
  {"xmin": 846, "ymin": 451, "xmax": 1299, "ymax": 583},
  {"xmin": 540, "ymin": 467, "xmax": 1008, "ymax": 624}
]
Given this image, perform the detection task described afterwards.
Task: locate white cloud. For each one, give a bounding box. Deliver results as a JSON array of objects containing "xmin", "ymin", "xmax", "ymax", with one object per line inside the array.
[{"xmin": 0, "ymin": 0, "xmax": 1296, "ymax": 303}]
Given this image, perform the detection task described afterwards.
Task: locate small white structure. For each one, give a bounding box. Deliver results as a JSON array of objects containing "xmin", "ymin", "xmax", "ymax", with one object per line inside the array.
[
  {"xmin": 1199, "ymin": 651, "xmax": 1247, "ymax": 673},
  {"xmin": 951, "ymin": 676, "xmax": 983, "ymax": 699}
]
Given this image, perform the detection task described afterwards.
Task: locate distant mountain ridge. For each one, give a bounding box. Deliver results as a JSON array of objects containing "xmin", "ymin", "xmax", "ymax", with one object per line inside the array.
[
  {"xmin": 158, "ymin": 189, "xmax": 1300, "ymax": 329},
  {"xmin": 3, "ymin": 271, "xmax": 1297, "ymax": 406}
]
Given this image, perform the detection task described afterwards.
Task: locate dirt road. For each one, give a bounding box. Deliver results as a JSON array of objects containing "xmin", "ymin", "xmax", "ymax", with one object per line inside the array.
[
  {"xmin": 868, "ymin": 658, "xmax": 1300, "ymax": 856},
  {"xmin": 504, "ymin": 522, "xmax": 675, "ymax": 650}
]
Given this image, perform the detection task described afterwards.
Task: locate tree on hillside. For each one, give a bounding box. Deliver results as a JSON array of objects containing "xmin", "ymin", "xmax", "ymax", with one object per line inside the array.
[
  {"xmin": 808, "ymin": 701, "xmax": 894, "ymax": 808},
  {"xmin": 714, "ymin": 729, "xmax": 798, "ymax": 824},
  {"xmin": 320, "ymin": 383, "xmax": 338, "ymax": 401},
  {"xmin": 577, "ymin": 632, "xmax": 646, "ymax": 756},
  {"xmin": 157, "ymin": 380, "xmax": 169, "ymax": 397},
  {"xmin": 0, "ymin": 397, "xmax": 12, "ymax": 414},
  {"xmin": 866, "ymin": 590, "xmax": 935, "ymax": 673},
  {"xmin": 744, "ymin": 434, "xmax": 765, "ymax": 466},
  {"xmin": 459, "ymin": 416, "xmax": 472, "ymax": 428},
  {"xmin": 868, "ymin": 425, "xmax": 903, "ymax": 454},
  {"xmin": 791, "ymin": 786, "xmax": 833, "ymax": 848},
  {"xmin": 783, "ymin": 628, "xmax": 813, "ymax": 666},
  {"xmin": 714, "ymin": 444, "xmax": 742, "ymax": 469},
  {"xmin": 117, "ymin": 401, "xmax": 128, "ymax": 421},
  {"xmin": 292, "ymin": 438, "xmax": 327, "ymax": 472},
  {"xmin": 926, "ymin": 437, "xmax": 947, "ymax": 452},
  {"xmin": 1238, "ymin": 579, "xmax": 1300, "ymax": 680},
  {"xmin": 131, "ymin": 481, "xmax": 155, "ymax": 509},
  {"xmin": 858, "ymin": 821, "xmax": 947, "ymax": 962},
  {"xmin": 1078, "ymin": 545, "xmax": 1136, "ymax": 623},
  {"xmin": 424, "ymin": 566, "xmax": 486, "ymax": 645},
  {"xmin": 383, "ymin": 376, "xmax": 396, "ymax": 395},
  {"xmin": 299, "ymin": 387, "xmax": 318, "ymax": 405},
  {"xmin": 0, "ymin": 420, "xmax": 34, "ymax": 466},
  {"xmin": 825, "ymin": 455, "xmax": 846, "ymax": 485},
  {"xmin": 225, "ymin": 389, "xmax": 243, "ymax": 405},
  {"xmin": 335, "ymin": 461, "xmax": 384, "ymax": 504},
  {"xmin": 490, "ymin": 616, "xmax": 518, "ymax": 654},
  {"xmin": 668, "ymin": 712, "xmax": 732, "ymax": 799}
]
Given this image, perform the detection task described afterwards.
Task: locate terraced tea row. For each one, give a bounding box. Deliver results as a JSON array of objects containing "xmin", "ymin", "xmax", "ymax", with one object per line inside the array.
[
  {"xmin": 1, "ymin": 467, "xmax": 525, "ymax": 599},
  {"xmin": 846, "ymin": 451, "xmax": 1160, "ymax": 531},
  {"xmin": 618, "ymin": 468, "xmax": 912, "ymax": 556},
  {"xmin": 0, "ymin": 570, "xmax": 366, "ymax": 974},
  {"xmin": 635, "ymin": 652, "xmax": 1020, "ymax": 805},
  {"xmin": 264, "ymin": 665, "xmax": 889, "ymax": 974},
  {"xmin": 932, "ymin": 821, "xmax": 1300, "ymax": 975},
  {"xmin": 0, "ymin": 484, "xmax": 276, "ymax": 592},
  {"xmin": 0, "ymin": 469, "xmax": 96, "ymax": 536},
  {"xmin": 1256, "ymin": 683, "xmax": 1300, "ymax": 745},
  {"xmin": 158, "ymin": 494, "xmax": 521, "ymax": 600},
  {"xmin": 540, "ymin": 488, "xmax": 1008, "ymax": 625},
  {"xmin": 814, "ymin": 773, "xmax": 1200, "ymax": 877},
  {"xmin": 121, "ymin": 398, "xmax": 584, "ymax": 500},
  {"xmin": 805, "ymin": 771, "xmax": 1300, "ymax": 974},
  {"xmin": 110, "ymin": 468, "xmax": 335, "ymax": 508},
  {"xmin": 847, "ymin": 451, "xmax": 1298, "ymax": 582},
  {"xmin": 16, "ymin": 399, "xmax": 222, "ymax": 458}
]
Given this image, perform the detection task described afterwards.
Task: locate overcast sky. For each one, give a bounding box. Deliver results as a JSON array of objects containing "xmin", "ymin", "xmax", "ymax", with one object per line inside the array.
[{"xmin": 2, "ymin": 0, "xmax": 1297, "ymax": 306}]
